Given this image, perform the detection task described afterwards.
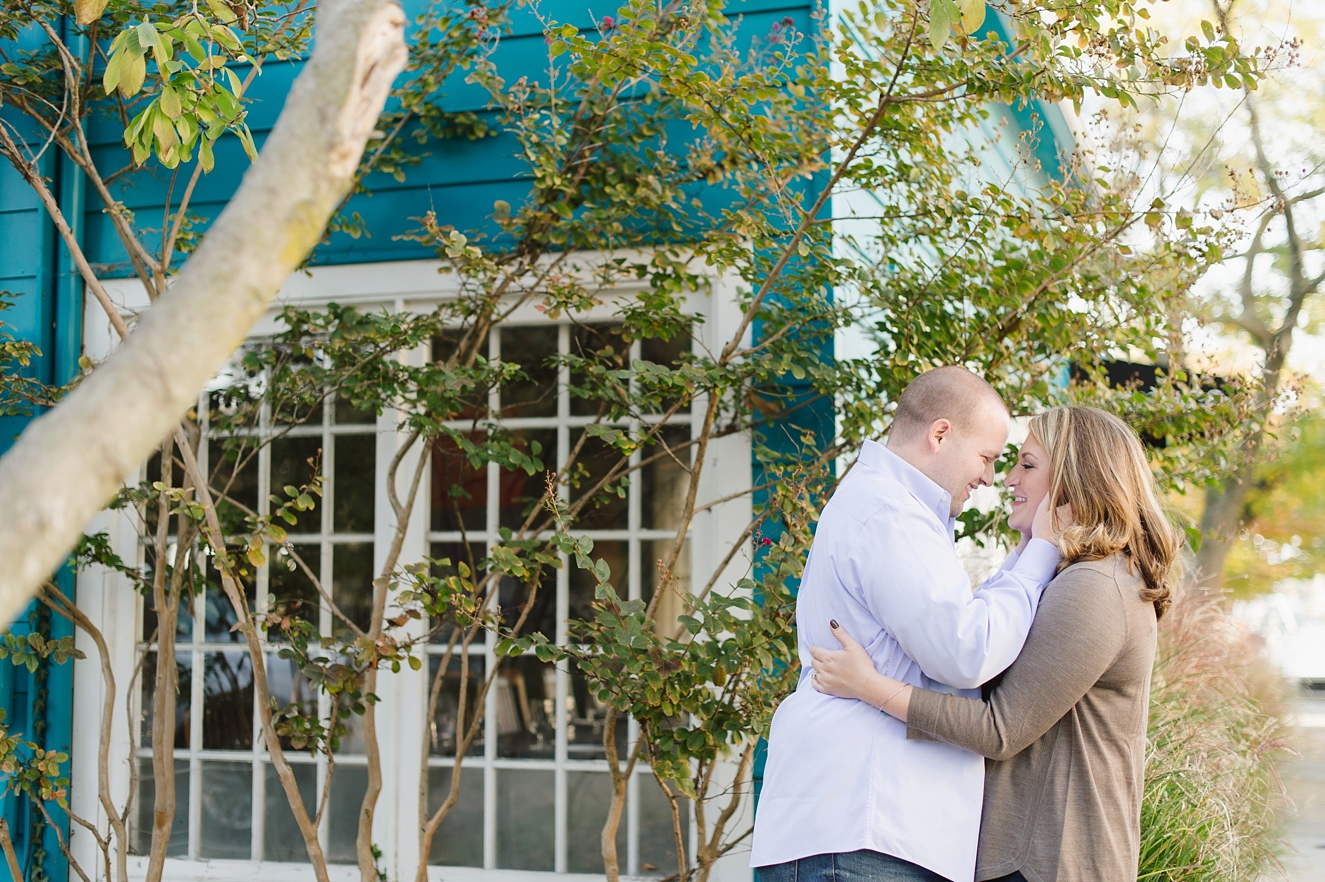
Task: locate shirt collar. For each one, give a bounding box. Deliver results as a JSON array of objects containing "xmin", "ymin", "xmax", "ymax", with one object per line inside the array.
[{"xmin": 859, "ymin": 440, "xmax": 955, "ymax": 533}]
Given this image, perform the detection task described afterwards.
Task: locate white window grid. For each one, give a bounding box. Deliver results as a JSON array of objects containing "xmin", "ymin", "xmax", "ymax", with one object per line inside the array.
[
  {"xmin": 425, "ymin": 322, "xmax": 695, "ymax": 875},
  {"xmin": 130, "ymin": 318, "xmax": 697, "ymax": 871},
  {"xmin": 133, "ymin": 392, "xmax": 379, "ymax": 863}
]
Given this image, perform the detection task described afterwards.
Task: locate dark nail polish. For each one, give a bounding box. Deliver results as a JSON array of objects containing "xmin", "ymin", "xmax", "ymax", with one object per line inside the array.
[{"xmin": 830, "ymin": 619, "xmax": 839, "ymax": 629}]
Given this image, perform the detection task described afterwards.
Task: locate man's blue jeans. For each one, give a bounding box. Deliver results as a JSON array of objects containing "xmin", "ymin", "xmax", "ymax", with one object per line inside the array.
[{"xmin": 757, "ymin": 850, "xmax": 950, "ymax": 882}]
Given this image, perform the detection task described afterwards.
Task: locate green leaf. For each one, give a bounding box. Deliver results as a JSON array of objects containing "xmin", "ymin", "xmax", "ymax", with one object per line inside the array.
[
  {"xmin": 206, "ymin": 0, "xmax": 239, "ymax": 24},
  {"xmin": 1201, "ymin": 19, "xmax": 1216, "ymax": 42},
  {"xmin": 160, "ymin": 85, "xmax": 182, "ymax": 119},
  {"xmin": 928, "ymin": 0, "xmax": 951, "ymax": 51},
  {"xmin": 550, "ymin": 40, "xmax": 567, "ymax": 58},
  {"xmin": 237, "ymin": 125, "xmax": 258, "ymax": 162}
]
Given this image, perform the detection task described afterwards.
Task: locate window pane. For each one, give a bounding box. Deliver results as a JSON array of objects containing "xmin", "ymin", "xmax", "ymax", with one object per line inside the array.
[
  {"xmin": 265, "ymin": 652, "xmax": 318, "ymax": 752},
  {"xmin": 140, "ymin": 650, "xmax": 193, "ymax": 749},
  {"xmin": 568, "ymin": 436, "xmax": 629, "ymax": 530},
  {"xmin": 428, "ymin": 654, "xmax": 485, "ymax": 757},
  {"xmin": 495, "ymin": 656, "xmax": 555, "ymax": 758},
  {"xmin": 204, "ymin": 546, "xmax": 256, "ymax": 644},
  {"xmin": 567, "ymin": 771, "xmax": 626, "ymax": 873},
  {"xmin": 332, "ymin": 542, "xmax": 375, "ymax": 635},
  {"xmin": 496, "ymin": 768, "xmax": 554, "ymax": 870},
  {"xmin": 267, "ymin": 543, "xmax": 321, "ymax": 636},
  {"xmin": 327, "ymin": 764, "xmax": 368, "ymax": 864},
  {"xmin": 132, "ymin": 758, "xmax": 189, "ymax": 856},
  {"xmin": 642, "ymin": 540, "xmax": 690, "ymax": 636},
  {"xmin": 431, "ymin": 329, "xmax": 491, "ymax": 420},
  {"xmin": 499, "ymin": 325, "xmax": 558, "ymax": 418},
  {"xmin": 640, "ymin": 329, "xmax": 692, "ymax": 414},
  {"xmin": 498, "ymin": 429, "xmax": 556, "ymax": 530},
  {"xmin": 209, "ymin": 438, "xmax": 260, "ymax": 534},
  {"xmin": 498, "ymin": 565, "xmax": 557, "ymax": 641},
  {"xmin": 426, "ymin": 765, "xmax": 483, "ymax": 867},
  {"xmin": 140, "ymin": 546, "xmax": 195, "ymax": 642},
  {"xmin": 271, "ymin": 435, "xmax": 323, "ymax": 534},
  {"xmin": 335, "ymin": 394, "xmax": 376, "ymax": 425},
  {"xmin": 200, "ymin": 761, "xmax": 252, "ymax": 859},
  {"xmin": 431, "ymin": 436, "xmax": 487, "ymax": 533},
  {"xmin": 641, "ymin": 426, "xmax": 692, "ymax": 531},
  {"xmin": 638, "ymin": 777, "xmax": 690, "ymax": 877},
  {"xmin": 567, "ymin": 658, "xmax": 627, "ymax": 761},
  {"xmin": 429, "ymin": 542, "xmax": 481, "ymax": 644},
  {"xmin": 569, "ymin": 540, "xmax": 626, "ymax": 623},
  {"xmin": 203, "ymin": 651, "xmax": 253, "ymax": 750},
  {"xmin": 334, "ymin": 433, "xmax": 376, "ymax": 534},
  {"xmin": 263, "ymin": 762, "xmax": 316, "ymax": 862},
  {"xmin": 571, "ymin": 324, "xmax": 627, "ymax": 417}
]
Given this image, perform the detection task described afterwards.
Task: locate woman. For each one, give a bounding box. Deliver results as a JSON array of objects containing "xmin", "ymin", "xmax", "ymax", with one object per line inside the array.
[{"xmin": 809, "ymin": 405, "xmax": 1183, "ymax": 882}]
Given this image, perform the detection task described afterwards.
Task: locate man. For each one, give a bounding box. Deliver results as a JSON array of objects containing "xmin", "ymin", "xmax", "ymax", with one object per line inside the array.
[{"xmin": 750, "ymin": 366, "xmax": 1061, "ymax": 882}]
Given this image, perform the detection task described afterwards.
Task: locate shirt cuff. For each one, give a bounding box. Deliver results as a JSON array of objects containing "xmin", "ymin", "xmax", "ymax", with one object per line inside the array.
[{"xmin": 1009, "ymin": 538, "xmax": 1060, "ymax": 585}]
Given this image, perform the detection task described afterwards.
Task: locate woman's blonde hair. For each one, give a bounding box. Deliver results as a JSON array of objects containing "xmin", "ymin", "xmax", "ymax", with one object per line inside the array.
[{"xmin": 1028, "ymin": 405, "xmax": 1184, "ymax": 618}]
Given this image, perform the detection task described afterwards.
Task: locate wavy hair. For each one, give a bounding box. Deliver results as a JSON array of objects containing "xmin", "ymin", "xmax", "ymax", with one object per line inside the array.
[{"xmin": 1028, "ymin": 406, "xmax": 1185, "ymax": 618}]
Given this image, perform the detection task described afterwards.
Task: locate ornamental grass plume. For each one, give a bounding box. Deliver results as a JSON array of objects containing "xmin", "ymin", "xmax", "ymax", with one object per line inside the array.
[{"xmin": 1138, "ymin": 583, "xmax": 1293, "ymax": 880}]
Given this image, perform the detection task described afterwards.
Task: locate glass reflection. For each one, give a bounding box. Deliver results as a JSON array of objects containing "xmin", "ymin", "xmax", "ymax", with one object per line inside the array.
[
  {"xmin": 571, "ymin": 324, "xmax": 627, "ymax": 417},
  {"xmin": 641, "ymin": 425, "xmax": 691, "ymax": 531},
  {"xmin": 327, "ymin": 765, "xmax": 368, "ymax": 864},
  {"xmin": 426, "ymin": 765, "xmax": 483, "ymax": 867},
  {"xmin": 428, "ymin": 654, "xmax": 485, "ymax": 757},
  {"xmin": 638, "ymin": 779, "xmax": 690, "ymax": 876},
  {"xmin": 568, "ymin": 436, "xmax": 629, "ymax": 530},
  {"xmin": 640, "ymin": 328, "xmax": 692, "ymax": 414},
  {"xmin": 498, "ymin": 565, "xmax": 556, "ymax": 640},
  {"xmin": 140, "ymin": 651, "xmax": 193, "ymax": 748},
  {"xmin": 568, "ymin": 658, "xmax": 628, "ymax": 760},
  {"xmin": 132, "ymin": 759, "xmax": 188, "ymax": 856},
  {"xmin": 567, "ymin": 772, "xmax": 626, "ymax": 873},
  {"xmin": 498, "ymin": 429, "xmax": 555, "ymax": 530},
  {"xmin": 428, "ymin": 542, "xmax": 481, "ymax": 644},
  {"xmin": 263, "ymin": 762, "xmax": 315, "ymax": 861},
  {"xmin": 496, "ymin": 768, "xmax": 554, "ymax": 870},
  {"xmin": 267, "ymin": 543, "xmax": 320, "ymax": 636},
  {"xmin": 642, "ymin": 540, "xmax": 690, "ymax": 636},
  {"xmin": 332, "ymin": 542, "xmax": 374, "ymax": 635},
  {"xmin": 569, "ymin": 540, "xmax": 626, "ymax": 623},
  {"xmin": 499, "ymin": 325, "xmax": 558, "ymax": 418},
  {"xmin": 205, "ymin": 546, "xmax": 255, "ymax": 644},
  {"xmin": 266, "ymin": 652, "xmax": 318, "ymax": 752},
  {"xmin": 335, "ymin": 394, "xmax": 376, "ymax": 425},
  {"xmin": 334, "ymin": 432, "xmax": 376, "ymax": 533},
  {"xmin": 495, "ymin": 656, "xmax": 555, "ymax": 759},
  {"xmin": 270, "ymin": 435, "xmax": 322, "ymax": 534},
  {"xmin": 199, "ymin": 761, "xmax": 252, "ymax": 859},
  {"xmin": 203, "ymin": 651, "xmax": 253, "ymax": 750},
  {"xmin": 209, "ymin": 438, "xmax": 260, "ymax": 535},
  {"xmin": 431, "ymin": 436, "xmax": 488, "ymax": 533}
]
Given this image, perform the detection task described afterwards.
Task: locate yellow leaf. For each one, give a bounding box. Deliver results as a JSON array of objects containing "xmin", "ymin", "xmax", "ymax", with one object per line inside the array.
[
  {"xmin": 73, "ymin": 0, "xmax": 109, "ymax": 24},
  {"xmin": 959, "ymin": 0, "xmax": 985, "ymax": 35}
]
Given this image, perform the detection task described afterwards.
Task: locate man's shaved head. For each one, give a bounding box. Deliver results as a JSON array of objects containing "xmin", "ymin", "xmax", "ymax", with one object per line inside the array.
[
  {"xmin": 886, "ymin": 366, "xmax": 1010, "ymax": 515},
  {"xmin": 889, "ymin": 366, "xmax": 1007, "ymax": 443}
]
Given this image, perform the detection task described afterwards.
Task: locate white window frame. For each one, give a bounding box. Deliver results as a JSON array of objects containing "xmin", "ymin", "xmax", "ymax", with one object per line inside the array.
[{"xmin": 69, "ymin": 256, "xmax": 756, "ymax": 882}]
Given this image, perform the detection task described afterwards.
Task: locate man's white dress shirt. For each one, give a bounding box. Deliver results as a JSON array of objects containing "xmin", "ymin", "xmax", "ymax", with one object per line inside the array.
[{"xmin": 750, "ymin": 441, "xmax": 1061, "ymax": 882}]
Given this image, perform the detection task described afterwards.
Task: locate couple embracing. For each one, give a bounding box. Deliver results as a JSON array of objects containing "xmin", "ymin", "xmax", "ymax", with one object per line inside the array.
[{"xmin": 750, "ymin": 366, "xmax": 1182, "ymax": 882}]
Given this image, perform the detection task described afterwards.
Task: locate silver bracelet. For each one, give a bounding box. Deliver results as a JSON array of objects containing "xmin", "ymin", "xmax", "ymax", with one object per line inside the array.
[{"xmin": 879, "ymin": 683, "xmax": 907, "ymax": 717}]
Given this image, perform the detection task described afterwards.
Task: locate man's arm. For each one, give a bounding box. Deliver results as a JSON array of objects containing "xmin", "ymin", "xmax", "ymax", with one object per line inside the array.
[{"xmin": 851, "ymin": 506, "xmax": 1059, "ymax": 689}]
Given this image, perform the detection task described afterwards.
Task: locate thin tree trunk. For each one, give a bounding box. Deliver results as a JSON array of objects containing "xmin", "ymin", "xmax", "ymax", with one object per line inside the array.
[{"xmin": 0, "ymin": 0, "xmax": 407, "ymax": 627}]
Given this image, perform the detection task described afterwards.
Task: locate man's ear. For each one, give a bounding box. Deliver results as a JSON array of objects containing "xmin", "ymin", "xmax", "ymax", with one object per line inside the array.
[{"xmin": 927, "ymin": 418, "xmax": 952, "ymax": 454}]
